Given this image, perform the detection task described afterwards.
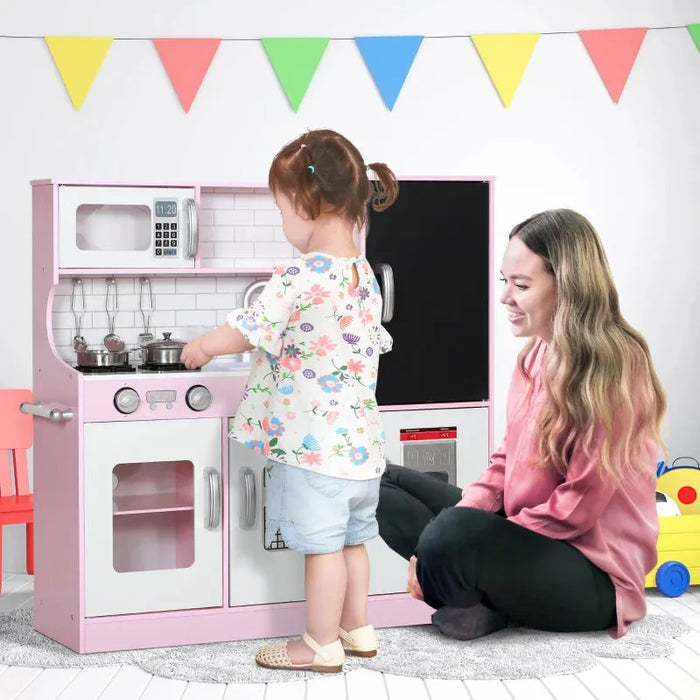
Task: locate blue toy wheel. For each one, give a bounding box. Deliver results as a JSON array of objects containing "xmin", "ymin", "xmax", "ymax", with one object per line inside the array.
[{"xmin": 656, "ymin": 560, "xmax": 690, "ymax": 597}]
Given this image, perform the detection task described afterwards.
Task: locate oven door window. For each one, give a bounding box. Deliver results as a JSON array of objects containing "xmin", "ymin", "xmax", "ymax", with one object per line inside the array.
[{"xmin": 112, "ymin": 460, "xmax": 194, "ymax": 573}]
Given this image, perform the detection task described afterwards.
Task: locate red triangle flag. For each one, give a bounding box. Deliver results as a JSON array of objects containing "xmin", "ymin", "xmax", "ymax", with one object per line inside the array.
[
  {"xmin": 153, "ymin": 38, "xmax": 221, "ymax": 112},
  {"xmin": 579, "ymin": 28, "xmax": 647, "ymax": 103}
]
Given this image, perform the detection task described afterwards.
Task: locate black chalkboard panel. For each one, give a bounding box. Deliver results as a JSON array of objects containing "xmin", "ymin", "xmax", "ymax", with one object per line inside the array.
[{"xmin": 366, "ymin": 179, "xmax": 490, "ymax": 406}]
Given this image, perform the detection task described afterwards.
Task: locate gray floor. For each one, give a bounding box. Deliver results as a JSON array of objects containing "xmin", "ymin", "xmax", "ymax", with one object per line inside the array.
[{"xmin": 0, "ymin": 574, "xmax": 699, "ymax": 700}]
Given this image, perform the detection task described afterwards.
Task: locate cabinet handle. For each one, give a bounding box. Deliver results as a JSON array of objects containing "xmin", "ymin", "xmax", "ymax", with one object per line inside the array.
[
  {"xmin": 20, "ymin": 401, "xmax": 73, "ymax": 422},
  {"xmin": 204, "ymin": 467, "xmax": 221, "ymax": 530},
  {"xmin": 374, "ymin": 263, "xmax": 395, "ymax": 323},
  {"xmin": 239, "ymin": 467, "xmax": 256, "ymax": 530},
  {"xmin": 183, "ymin": 198, "xmax": 199, "ymax": 260}
]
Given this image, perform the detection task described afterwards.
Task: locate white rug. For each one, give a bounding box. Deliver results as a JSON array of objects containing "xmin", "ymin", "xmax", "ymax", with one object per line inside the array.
[{"xmin": 0, "ymin": 607, "xmax": 690, "ymax": 683}]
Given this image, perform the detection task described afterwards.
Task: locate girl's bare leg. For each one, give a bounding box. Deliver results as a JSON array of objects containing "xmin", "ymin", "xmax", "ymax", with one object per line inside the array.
[
  {"xmin": 286, "ymin": 551, "xmax": 346, "ymax": 664},
  {"xmin": 340, "ymin": 543, "xmax": 370, "ymax": 631}
]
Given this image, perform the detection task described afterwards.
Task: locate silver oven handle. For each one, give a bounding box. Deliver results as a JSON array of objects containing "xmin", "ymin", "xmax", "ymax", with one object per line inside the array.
[
  {"xmin": 204, "ymin": 467, "xmax": 221, "ymax": 530},
  {"xmin": 20, "ymin": 402, "xmax": 73, "ymax": 422},
  {"xmin": 374, "ymin": 263, "xmax": 395, "ymax": 323},
  {"xmin": 239, "ymin": 467, "xmax": 256, "ymax": 530},
  {"xmin": 183, "ymin": 198, "xmax": 199, "ymax": 260}
]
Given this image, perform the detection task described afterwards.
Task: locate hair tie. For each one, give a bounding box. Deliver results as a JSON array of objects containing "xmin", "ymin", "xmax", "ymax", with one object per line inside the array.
[
  {"xmin": 299, "ymin": 143, "xmax": 307, "ymax": 150},
  {"xmin": 307, "ymin": 165, "xmax": 315, "ymax": 173}
]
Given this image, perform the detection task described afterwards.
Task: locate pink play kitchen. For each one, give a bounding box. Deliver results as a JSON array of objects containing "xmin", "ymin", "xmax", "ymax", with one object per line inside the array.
[{"xmin": 27, "ymin": 178, "xmax": 493, "ymax": 653}]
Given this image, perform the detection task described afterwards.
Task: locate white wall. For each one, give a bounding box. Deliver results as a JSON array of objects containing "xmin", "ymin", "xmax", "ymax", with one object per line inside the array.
[{"xmin": 2, "ymin": 0, "xmax": 699, "ymax": 571}]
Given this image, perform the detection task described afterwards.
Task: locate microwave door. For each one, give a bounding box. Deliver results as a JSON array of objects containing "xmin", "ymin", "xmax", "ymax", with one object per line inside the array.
[{"xmin": 58, "ymin": 186, "xmax": 197, "ymax": 269}]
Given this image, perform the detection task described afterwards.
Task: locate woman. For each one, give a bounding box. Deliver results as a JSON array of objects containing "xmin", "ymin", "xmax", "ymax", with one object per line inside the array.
[{"xmin": 377, "ymin": 209, "xmax": 666, "ymax": 640}]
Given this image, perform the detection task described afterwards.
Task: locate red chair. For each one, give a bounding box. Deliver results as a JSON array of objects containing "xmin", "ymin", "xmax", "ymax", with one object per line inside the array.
[{"xmin": 0, "ymin": 389, "xmax": 34, "ymax": 593}]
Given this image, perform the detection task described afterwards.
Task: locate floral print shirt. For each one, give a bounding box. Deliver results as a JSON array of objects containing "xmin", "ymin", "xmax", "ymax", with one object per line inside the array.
[{"xmin": 227, "ymin": 253, "xmax": 393, "ymax": 480}]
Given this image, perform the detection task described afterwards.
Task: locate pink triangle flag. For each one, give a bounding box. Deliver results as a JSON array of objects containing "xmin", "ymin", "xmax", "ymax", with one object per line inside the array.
[
  {"xmin": 579, "ymin": 28, "xmax": 647, "ymax": 103},
  {"xmin": 153, "ymin": 38, "xmax": 221, "ymax": 112}
]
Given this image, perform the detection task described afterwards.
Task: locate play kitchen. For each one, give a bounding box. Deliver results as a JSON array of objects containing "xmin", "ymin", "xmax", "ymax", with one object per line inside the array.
[{"xmin": 27, "ymin": 178, "xmax": 493, "ymax": 653}]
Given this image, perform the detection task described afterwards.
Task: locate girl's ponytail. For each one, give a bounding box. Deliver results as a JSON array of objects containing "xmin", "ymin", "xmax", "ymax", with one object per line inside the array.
[{"xmin": 366, "ymin": 163, "xmax": 399, "ymax": 212}]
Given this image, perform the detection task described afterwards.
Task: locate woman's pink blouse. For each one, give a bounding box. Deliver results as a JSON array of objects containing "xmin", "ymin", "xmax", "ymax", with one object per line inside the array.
[{"xmin": 458, "ymin": 340, "xmax": 659, "ymax": 637}]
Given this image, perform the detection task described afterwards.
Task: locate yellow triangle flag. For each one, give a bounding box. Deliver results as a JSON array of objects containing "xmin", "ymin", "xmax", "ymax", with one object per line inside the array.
[
  {"xmin": 471, "ymin": 33, "xmax": 539, "ymax": 108},
  {"xmin": 45, "ymin": 36, "xmax": 113, "ymax": 110}
]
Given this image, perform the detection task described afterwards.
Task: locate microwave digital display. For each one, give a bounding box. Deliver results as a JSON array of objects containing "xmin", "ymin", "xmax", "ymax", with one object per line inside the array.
[{"xmin": 155, "ymin": 200, "xmax": 178, "ymax": 217}]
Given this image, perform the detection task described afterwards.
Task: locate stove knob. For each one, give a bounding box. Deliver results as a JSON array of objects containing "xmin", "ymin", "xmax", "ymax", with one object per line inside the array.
[
  {"xmin": 186, "ymin": 385, "xmax": 211, "ymax": 412},
  {"xmin": 114, "ymin": 387, "xmax": 140, "ymax": 414}
]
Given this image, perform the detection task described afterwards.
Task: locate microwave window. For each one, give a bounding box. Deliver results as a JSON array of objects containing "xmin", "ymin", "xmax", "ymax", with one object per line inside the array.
[
  {"xmin": 76, "ymin": 204, "xmax": 151, "ymax": 252},
  {"xmin": 155, "ymin": 200, "xmax": 178, "ymax": 217}
]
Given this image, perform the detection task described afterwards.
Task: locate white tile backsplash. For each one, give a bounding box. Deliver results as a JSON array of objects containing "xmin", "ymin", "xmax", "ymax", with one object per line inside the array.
[
  {"xmin": 175, "ymin": 278, "xmax": 217, "ymax": 294},
  {"xmin": 200, "ymin": 225, "xmax": 235, "ymax": 242},
  {"xmin": 52, "ymin": 272, "xmax": 279, "ymax": 360},
  {"xmin": 235, "ymin": 193, "xmax": 275, "ymax": 209},
  {"xmin": 255, "ymin": 242, "xmax": 297, "ymax": 259},
  {"xmin": 200, "ymin": 192, "xmax": 235, "ymax": 209},
  {"xmin": 253, "ymin": 210, "xmax": 283, "ymax": 227},
  {"xmin": 235, "ymin": 226, "xmax": 275, "ymax": 242},
  {"xmin": 196, "ymin": 293, "xmax": 239, "ymax": 310},
  {"xmin": 216, "ymin": 277, "xmax": 261, "ymax": 293},
  {"xmin": 214, "ymin": 209, "xmax": 255, "ymax": 226}
]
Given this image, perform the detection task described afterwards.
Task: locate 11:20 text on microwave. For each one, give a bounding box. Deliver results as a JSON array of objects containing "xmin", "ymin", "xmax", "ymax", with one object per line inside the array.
[{"xmin": 58, "ymin": 186, "xmax": 199, "ymax": 269}]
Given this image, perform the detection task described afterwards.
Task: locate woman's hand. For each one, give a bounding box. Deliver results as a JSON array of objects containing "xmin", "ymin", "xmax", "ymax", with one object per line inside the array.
[
  {"xmin": 406, "ymin": 555, "xmax": 424, "ymax": 601},
  {"xmin": 180, "ymin": 338, "xmax": 213, "ymax": 370}
]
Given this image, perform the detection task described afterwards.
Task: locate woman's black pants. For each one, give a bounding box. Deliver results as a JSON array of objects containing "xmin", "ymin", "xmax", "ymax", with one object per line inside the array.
[{"xmin": 377, "ymin": 465, "xmax": 616, "ymax": 632}]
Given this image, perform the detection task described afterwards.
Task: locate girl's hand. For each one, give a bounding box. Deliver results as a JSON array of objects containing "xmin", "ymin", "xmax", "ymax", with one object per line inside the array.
[
  {"xmin": 181, "ymin": 338, "xmax": 213, "ymax": 369},
  {"xmin": 406, "ymin": 555, "xmax": 424, "ymax": 601}
]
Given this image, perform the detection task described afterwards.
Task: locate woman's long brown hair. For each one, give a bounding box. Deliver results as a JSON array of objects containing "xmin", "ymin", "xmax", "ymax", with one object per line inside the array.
[{"xmin": 512, "ymin": 209, "xmax": 666, "ymax": 483}]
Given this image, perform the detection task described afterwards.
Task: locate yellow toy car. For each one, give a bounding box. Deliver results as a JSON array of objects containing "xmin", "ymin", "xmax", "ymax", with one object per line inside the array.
[{"xmin": 645, "ymin": 457, "xmax": 700, "ymax": 597}]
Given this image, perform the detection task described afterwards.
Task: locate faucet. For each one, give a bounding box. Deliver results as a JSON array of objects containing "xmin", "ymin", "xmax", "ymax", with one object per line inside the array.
[{"xmin": 243, "ymin": 280, "xmax": 267, "ymax": 308}]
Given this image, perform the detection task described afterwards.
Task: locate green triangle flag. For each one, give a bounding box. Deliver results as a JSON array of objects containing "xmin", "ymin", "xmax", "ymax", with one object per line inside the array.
[
  {"xmin": 261, "ymin": 37, "xmax": 329, "ymax": 111},
  {"xmin": 688, "ymin": 24, "xmax": 700, "ymax": 52}
]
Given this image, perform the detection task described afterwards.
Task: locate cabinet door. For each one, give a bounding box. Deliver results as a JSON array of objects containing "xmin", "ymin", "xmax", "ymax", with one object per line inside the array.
[
  {"xmin": 229, "ymin": 438, "xmax": 305, "ymax": 606},
  {"xmin": 366, "ymin": 179, "xmax": 491, "ymax": 406},
  {"xmin": 366, "ymin": 407, "xmax": 489, "ymax": 594},
  {"xmin": 84, "ymin": 418, "xmax": 223, "ymax": 617}
]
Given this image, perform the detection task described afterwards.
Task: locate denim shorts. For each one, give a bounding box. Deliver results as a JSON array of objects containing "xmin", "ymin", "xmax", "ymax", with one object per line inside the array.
[{"xmin": 264, "ymin": 460, "xmax": 381, "ymax": 555}]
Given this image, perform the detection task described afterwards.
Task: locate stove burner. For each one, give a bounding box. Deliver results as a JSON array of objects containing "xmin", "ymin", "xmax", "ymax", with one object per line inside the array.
[
  {"xmin": 138, "ymin": 363, "xmax": 201, "ymax": 373},
  {"xmin": 75, "ymin": 364, "xmax": 136, "ymax": 374}
]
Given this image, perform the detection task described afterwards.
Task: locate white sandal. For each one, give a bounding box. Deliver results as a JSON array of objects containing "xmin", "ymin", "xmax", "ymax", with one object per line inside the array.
[
  {"xmin": 339, "ymin": 624, "xmax": 378, "ymax": 657},
  {"xmin": 255, "ymin": 632, "xmax": 345, "ymax": 673}
]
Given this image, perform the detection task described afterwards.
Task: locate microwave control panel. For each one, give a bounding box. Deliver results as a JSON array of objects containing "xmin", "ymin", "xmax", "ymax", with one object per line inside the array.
[{"xmin": 153, "ymin": 199, "xmax": 179, "ymax": 257}]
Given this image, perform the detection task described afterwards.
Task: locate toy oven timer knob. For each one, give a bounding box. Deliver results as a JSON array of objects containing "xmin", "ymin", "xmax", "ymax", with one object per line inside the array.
[
  {"xmin": 114, "ymin": 387, "xmax": 140, "ymax": 414},
  {"xmin": 186, "ymin": 385, "xmax": 212, "ymax": 412}
]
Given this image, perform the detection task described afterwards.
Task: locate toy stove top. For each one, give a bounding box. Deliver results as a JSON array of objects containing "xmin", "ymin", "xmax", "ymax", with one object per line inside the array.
[
  {"xmin": 75, "ymin": 363, "xmax": 200, "ymax": 375},
  {"xmin": 137, "ymin": 363, "xmax": 201, "ymax": 373},
  {"xmin": 75, "ymin": 364, "xmax": 135, "ymax": 374}
]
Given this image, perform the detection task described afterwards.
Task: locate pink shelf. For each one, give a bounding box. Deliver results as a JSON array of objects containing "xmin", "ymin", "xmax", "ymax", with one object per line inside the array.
[
  {"xmin": 113, "ymin": 493, "xmax": 194, "ymax": 516},
  {"xmin": 58, "ymin": 268, "xmax": 274, "ymax": 278}
]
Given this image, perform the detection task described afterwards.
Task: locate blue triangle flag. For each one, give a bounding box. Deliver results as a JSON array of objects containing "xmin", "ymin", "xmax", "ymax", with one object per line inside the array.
[{"xmin": 355, "ymin": 36, "xmax": 423, "ymax": 110}]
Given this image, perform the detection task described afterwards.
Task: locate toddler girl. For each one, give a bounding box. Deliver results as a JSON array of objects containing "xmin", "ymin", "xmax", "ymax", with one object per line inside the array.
[{"xmin": 181, "ymin": 129, "xmax": 398, "ymax": 672}]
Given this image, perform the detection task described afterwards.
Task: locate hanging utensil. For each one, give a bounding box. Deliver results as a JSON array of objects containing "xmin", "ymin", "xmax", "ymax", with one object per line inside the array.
[
  {"xmin": 103, "ymin": 278, "xmax": 126, "ymax": 352},
  {"xmin": 138, "ymin": 277, "xmax": 154, "ymax": 347},
  {"xmin": 70, "ymin": 278, "xmax": 87, "ymax": 352}
]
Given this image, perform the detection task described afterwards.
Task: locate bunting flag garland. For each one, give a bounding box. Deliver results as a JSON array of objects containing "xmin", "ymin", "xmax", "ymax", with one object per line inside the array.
[
  {"xmin": 470, "ymin": 33, "xmax": 539, "ymax": 108},
  {"xmin": 19, "ymin": 25, "xmax": 700, "ymax": 114},
  {"xmin": 153, "ymin": 38, "xmax": 221, "ymax": 113},
  {"xmin": 261, "ymin": 37, "xmax": 329, "ymax": 112},
  {"xmin": 355, "ymin": 36, "xmax": 423, "ymax": 110},
  {"xmin": 44, "ymin": 36, "xmax": 113, "ymax": 110},
  {"xmin": 688, "ymin": 24, "xmax": 700, "ymax": 52},
  {"xmin": 578, "ymin": 28, "xmax": 647, "ymax": 103}
]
